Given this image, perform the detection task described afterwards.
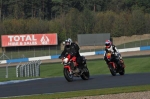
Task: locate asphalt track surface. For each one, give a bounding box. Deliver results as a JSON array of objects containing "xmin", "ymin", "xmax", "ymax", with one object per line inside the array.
[
  {"xmin": 1, "ymin": 73, "xmax": 150, "ymax": 97},
  {"xmin": 0, "ymin": 50, "xmax": 150, "ymax": 98}
]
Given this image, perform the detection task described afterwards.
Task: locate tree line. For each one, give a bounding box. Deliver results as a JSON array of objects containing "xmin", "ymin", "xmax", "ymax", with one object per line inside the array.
[
  {"xmin": 0, "ymin": 0, "xmax": 150, "ymax": 46},
  {"xmin": 0, "ymin": 0, "xmax": 150, "ymax": 19}
]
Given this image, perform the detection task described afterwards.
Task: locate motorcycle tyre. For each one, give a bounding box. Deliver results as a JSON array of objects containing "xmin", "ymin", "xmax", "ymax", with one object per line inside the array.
[
  {"xmin": 80, "ymin": 67, "xmax": 90, "ymax": 80},
  {"xmin": 109, "ymin": 65, "xmax": 116, "ymax": 76},
  {"xmin": 63, "ymin": 68, "xmax": 73, "ymax": 82},
  {"xmin": 119, "ymin": 68, "xmax": 125, "ymax": 75}
]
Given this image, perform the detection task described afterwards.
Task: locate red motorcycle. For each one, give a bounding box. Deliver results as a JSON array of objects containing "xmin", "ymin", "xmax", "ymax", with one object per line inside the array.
[
  {"xmin": 60, "ymin": 54, "xmax": 90, "ymax": 82},
  {"xmin": 106, "ymin": 52, "xmax": 125, "ymax": 76}
]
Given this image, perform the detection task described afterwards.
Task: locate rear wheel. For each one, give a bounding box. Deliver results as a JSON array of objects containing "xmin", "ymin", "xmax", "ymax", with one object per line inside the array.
[
  {"xmin": 119, "ymin": 68, "xmax": 125, "ymax": 75},
  {"xmin": 80, "ymin": 67, "xmax": 90, "ymax": 80},
  {"xmin": 63, "ymin": 68, "xmax": 73, "ymax": 82}
]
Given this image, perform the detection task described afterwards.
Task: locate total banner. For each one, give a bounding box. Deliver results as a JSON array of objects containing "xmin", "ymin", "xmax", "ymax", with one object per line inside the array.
[{"xmin": 1, "ymin": 33, "xmax": 58, "ymax": 47}]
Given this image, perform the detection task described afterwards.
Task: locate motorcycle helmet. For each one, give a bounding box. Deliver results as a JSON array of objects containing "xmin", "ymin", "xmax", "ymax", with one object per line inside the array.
[
  {"xmin": 65, "ymin": 38, "xmax": 72, "ymax": 47},
  {"xmin": 105, "ymin": 40, "xmax": 112, "ymax": 48}
]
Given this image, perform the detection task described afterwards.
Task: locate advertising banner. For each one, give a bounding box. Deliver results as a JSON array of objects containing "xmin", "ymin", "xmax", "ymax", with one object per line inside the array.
[{"xmin": 1, "ymin": 33, "xmax": 58, "ymax": 47}]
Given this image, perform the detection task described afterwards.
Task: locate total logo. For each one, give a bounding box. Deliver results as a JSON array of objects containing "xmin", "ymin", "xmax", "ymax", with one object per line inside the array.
[{"xmin": 40, "ymin": 34, "xmax": 50, "ymax": 45}]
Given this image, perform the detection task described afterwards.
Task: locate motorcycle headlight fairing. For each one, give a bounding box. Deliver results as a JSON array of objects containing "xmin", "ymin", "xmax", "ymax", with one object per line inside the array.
[{"xmin": 63, "ymin": 58, "xmax": 69, "ymax": 63}]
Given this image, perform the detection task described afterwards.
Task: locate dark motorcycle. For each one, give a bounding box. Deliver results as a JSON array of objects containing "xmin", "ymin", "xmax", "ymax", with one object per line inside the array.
[
  {"xmin": 106, "ymin": 52, "xmax": 125, "ymax": 76},
  {"xmin": 60, "ymin": 54, "xmax": 90, "ymax": 82}
]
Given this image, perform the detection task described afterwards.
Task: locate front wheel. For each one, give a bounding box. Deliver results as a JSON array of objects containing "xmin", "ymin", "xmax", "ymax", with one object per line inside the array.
[
  {"xmin": 63, "ymin": 68, "xmax": 73, "ymax": 82},
  {"xmin": 80, "ymin": 67, "xmax": 90, "ymax": 80},
  {"xmin": 109, "ymin": 64, "xmax": 116, "ymax": 76}
]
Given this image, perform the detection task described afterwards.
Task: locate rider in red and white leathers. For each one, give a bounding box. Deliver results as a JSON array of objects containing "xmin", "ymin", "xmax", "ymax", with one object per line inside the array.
[{"xmin": 103, "ymin": 40, "xmax": 125, "ymax": 68}]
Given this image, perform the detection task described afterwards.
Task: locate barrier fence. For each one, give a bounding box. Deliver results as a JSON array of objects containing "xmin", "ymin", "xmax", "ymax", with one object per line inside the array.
[
  {"xmin": 16, "ymin": 60, "xmax": 41, "ymax": 78},
  {"xmin": 0, "ymin": 46, "xmax": 150, "ymax": 65},
  {"xmin": 0, "ymin": 34, "xmax": 150, "ymax": 60},
  {"xmin": 0, "ymin": 63, "xmax": 15, "ymax": 79},
  {"xmin": 0, "ymin": 60, "xmax": 41, "ymax": 79},
  {"xmin": 0, "ymin": 46, "xmax": 150, "ymax": 79}
]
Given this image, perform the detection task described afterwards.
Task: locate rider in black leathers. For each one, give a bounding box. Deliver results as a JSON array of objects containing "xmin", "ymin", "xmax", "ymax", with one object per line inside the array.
[{"xmin": 59, "ymin": 38, "xmax": 84, "ymax": 67}]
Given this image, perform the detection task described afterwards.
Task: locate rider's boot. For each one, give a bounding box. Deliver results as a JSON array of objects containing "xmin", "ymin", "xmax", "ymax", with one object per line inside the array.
[
  {"xmin": 117, "ymin": 60, "xmax": 123, "ymax": 68},
  {"xmin": 73, "ymin": 67, "xmax": 80, "ymax": 73},
  {"xmin": 120, "ymin": 59, "xmax": 125, "ymax": 68}
]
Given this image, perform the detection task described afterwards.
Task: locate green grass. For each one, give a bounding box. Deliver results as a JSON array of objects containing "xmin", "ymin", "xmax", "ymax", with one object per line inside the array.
[
  {"xmin": 40, "ymin": 56, "xmax": 150, "ymax": 76},
  {"xmin": 0, "ymin": 56, "xmax": 150, "ymax": 99},
  {"xmin": 1, "ymin": 56, "xmax": 150, "ymax": 81}
]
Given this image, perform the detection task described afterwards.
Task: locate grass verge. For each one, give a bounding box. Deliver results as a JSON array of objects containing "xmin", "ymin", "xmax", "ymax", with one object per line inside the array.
[{"xmin": 0, "ymin": 56, "xmax": 150, "ymax": 81}]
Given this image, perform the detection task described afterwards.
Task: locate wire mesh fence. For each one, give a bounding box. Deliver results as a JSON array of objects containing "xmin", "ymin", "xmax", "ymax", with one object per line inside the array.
[
  {"xmin": 0, "ymin": 63, "xmax": 16, "ymax": 79},
  {"xmin": 0, "ymin": 34, "xmax": 150, "ymax": 60},
  {"xmin": 0, "ymin": 34, "xmax": 150, "ymax": 79}
]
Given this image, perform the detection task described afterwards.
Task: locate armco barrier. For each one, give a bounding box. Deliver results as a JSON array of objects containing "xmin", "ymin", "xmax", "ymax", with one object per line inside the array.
[
  {"xmin": 140, "ymin": 46, "xmax": 150, "ymax": 51},
  {"xmin": 0, "ymin": 46, "xmax": 150, "ymax": 64},
  {"xmin": 29, "ymin": 56, "xmax": 50, "ymax": 61},
  {"xmin": 95, "ymin": 51, "xmax": 104, "ymax": 55},
  {"xmin": 118, "ymin": 47, "xmax": 140, "ymax": 53},
  {"xmin": 7, "ymin": 58, "xmax": 29, "ymax": 64},
  {"xmin": 51, "ymin": 55, "xmax": 60, "ymax": 59},
  {"xmin": 0, "ymin": 60, "xmax": 7, "ymax": 64}
]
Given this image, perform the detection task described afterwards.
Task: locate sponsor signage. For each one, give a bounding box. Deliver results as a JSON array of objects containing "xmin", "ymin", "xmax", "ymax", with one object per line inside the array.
[{"xmin": 1, "ymin": 33, "xmax": 58, "ymax": 47}]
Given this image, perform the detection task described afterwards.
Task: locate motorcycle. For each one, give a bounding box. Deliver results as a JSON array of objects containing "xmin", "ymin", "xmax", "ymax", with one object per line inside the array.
[
  {"xmin": 106, "ymin": 52, "xmax": 125, "ymax": 76},
  {"xmin": 60, "ymin": 54, "xmax": 90, "ymax": 82}
]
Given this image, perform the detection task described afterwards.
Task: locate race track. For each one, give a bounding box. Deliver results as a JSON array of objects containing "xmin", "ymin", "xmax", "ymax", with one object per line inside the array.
[
  {"xmin": 0, "ymin": 73, "xmax": 150, "ymax": 98},
  {"xmin": 0, "ymin": 50, "xmax": 150, "ymax": 98}
]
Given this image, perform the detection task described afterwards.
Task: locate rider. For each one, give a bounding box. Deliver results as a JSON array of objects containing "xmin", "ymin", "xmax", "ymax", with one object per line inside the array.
[
  {"xmin": 103, "ymin": 40, "xmax": 125, "ymax": 68},
  {"xmin": 59, "ymin": 38, "xmax": 84, "ymax": 68}
]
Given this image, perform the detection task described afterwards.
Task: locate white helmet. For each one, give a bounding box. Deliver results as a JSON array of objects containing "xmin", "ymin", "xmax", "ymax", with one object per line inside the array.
[
  {"xmin": 105, "ymin": 40, "xmax": 112, "ymax": 48},
  {"xmin": 65, "ymin": 38, "xmax": 72, "ymax": 45}
]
